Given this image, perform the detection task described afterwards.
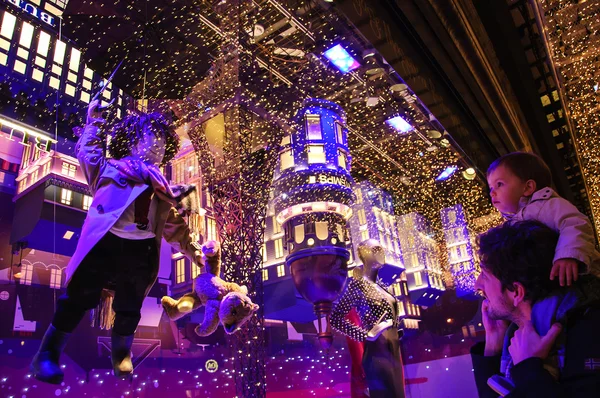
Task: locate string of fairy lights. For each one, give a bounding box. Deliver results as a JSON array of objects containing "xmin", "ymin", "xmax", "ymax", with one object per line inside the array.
[
  {"xmin": 158, "ymin": 1, "xmax": 497, "ymax": 391},
  {"xmin": 0, "ymin": 0, "xmax": 501, "ymax": 322},
  {"xmin": 56, "ymin": 0, "xmax": 499, "ymax": 296},
  {"xmin": 0, "ymin": 0, "xmax": 510, "ymax": 396},
  {"xmin": 538, "ymin": 0, "xmax": 600, "ymax": 235}
]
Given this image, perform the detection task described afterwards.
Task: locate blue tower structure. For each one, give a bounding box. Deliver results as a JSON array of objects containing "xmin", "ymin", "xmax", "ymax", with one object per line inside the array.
[{"xmin": 271, "ymin": 98, "xmax": 354, "ymax": 348}]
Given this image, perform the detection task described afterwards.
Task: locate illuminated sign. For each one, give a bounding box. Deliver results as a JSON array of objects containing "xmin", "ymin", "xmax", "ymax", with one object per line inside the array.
[
  {"xmin": 0, "ymin": 117, "xmax": 55, "ymax": 152},
  {"xmin": 4, "ymin": 0, "xmax": 55, "ymax": 27},
  {"xmin": 308, "ymin": 174, "xmax": 351, "ymax": 188},
  {"xmin": 205, "ymin": 359, "xmax": 218, "ymax": 373}
]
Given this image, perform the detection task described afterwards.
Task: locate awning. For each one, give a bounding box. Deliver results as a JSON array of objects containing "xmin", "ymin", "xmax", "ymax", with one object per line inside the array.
[{"xmin": 10, "ymin": 183, "xmax": 87, "ymax": 256}]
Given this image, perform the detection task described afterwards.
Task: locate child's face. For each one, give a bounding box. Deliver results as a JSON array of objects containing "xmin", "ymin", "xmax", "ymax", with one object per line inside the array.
[
  {"xmin": 130, "ymin": 124, "xmax": 165, "ymax": 166},
  {"xmin": 487, "ymin": 165, "xmax": 530, "ymax": 214}
]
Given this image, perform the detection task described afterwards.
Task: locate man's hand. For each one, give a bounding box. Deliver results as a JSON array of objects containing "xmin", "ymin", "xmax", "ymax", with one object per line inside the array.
[
  {"xmin": 482, "ymin": 299, "xmax": 510, "ymax": 356},
  {"xmin": 550, "ymin": 258, "xmax": 579, "ymax": 286},
  {"xmin": 366, "ymin": 319, "xmax": 393, "ymax": 341},
  {"xmin": 509, "ymin": 321, "xmax": 562, "ymax": 365}
]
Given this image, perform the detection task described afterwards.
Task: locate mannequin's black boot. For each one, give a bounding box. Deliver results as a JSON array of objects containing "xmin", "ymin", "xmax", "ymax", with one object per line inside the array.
[
  {"xmin": 30, "ymin": 325, "xmax": 70, "ymax": 384},
  {"xmin": 111, "ymin": 332, "xmax": 134, "ymax": 377}
]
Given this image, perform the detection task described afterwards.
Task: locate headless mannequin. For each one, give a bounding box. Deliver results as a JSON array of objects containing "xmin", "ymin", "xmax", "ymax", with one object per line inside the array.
[{"xmin": 358, "ymin": 240, "xmax": 395, "ymax": 339}]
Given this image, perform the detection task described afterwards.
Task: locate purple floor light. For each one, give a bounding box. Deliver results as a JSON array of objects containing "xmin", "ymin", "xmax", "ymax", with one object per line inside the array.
[
  {"xmin": 385, "ymin": 115, "xmax": 414, "ymax": 134},
  {"xmin": 324, "ymin": 44, "xmax": 360, "ymax": 73}
]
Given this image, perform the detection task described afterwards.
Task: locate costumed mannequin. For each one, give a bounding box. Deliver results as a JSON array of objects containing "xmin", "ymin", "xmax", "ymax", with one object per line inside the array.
[
  {"xmin": 331, "ymin": 239, "xmax": 406, "ymax": 398},
  {"xmin": 30, "ymin": 100, "xmax": 203, "ymax": 384},
  {"xmin": 161, "ymin": 240, "xmax": 259, "ymax": 336}
]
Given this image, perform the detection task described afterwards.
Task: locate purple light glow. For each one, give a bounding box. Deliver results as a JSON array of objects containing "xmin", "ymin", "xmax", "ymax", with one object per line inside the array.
[
  {"xmin": 323, "ymin": 45, "xmax": 360, "ymax": 73},
  {"xmin": 435, "ymin": 166, "xmax": 458, "ymax": 181}
]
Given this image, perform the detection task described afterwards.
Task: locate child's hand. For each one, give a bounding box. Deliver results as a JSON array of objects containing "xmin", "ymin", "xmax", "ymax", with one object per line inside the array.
[{"xmin": 550, "ymin": 258, "xmax": 579, "ymax": 286}]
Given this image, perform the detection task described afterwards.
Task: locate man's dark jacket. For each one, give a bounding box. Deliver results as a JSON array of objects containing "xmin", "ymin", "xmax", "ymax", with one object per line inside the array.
[{"xmin": 471, "ymin": 303, "xmax": 600, "ymax": 397}]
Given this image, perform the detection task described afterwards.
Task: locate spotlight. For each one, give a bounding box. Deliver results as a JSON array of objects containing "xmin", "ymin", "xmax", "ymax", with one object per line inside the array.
[
  {"xmin": 363, "ymin": 51, "xmax": 384, "ymax": 75},
  {"xmin": 385, "ymin": 115, "xmax": 413, "ymax": 133},
  {"xmin": 426, "ymin": 130, "xmax": 442, "ymax": 139},
  {"xmin": 390, "ymin": 83, "xmax": 408, "ymax": 93},
  {"xmin": 366, "ymin": 66, "xmax": 384, "ymax": 76},
  {"xmin": 362, "ymin": 49, "xmax": 376, "ymax": 59},
  {"xmin": 248, "ymin": 24, "xmax": 265, "ymax": 37},
  {"xmin": 365, "ymin": 97, "xmax": 379, "ymax": 107},
  {"xmin": 462, "ymin": 167, "xmax": 477, "ymax": 180}
]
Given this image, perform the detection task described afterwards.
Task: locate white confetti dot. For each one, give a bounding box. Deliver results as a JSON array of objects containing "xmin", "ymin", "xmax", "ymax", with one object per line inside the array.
[{"xmin": 55, "ymin": 389, "xmax": 62, "ymax": 396}]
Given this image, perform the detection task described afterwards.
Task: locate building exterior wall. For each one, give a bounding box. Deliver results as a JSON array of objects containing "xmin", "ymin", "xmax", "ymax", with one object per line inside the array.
[{"xmin": 397, "ymin": 212, "xmax": 446, "ymax": 307}]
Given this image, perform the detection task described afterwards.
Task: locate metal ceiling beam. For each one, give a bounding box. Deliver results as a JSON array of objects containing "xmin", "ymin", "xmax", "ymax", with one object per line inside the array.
[{"xmin": 264, "ymin": 0, "xmax": 316, "ymax": 42}]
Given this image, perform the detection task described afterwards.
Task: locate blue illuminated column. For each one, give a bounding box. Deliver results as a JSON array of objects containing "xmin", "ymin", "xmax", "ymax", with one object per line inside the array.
[
  {"xmin": 397, "ymin": 212, "xmax": 446, "ymax": 306},
  {"xmin": 272, "ymin": 98, "xmax": 354, "ymax": 348},
  {"xmin": 440, "ymin": 204, "xmax": 477, "ymax": 297}
]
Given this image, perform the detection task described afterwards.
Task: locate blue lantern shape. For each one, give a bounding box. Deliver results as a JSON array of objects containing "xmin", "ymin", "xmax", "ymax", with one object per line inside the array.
[{"xmin": 272, "ymin": 98, "xmax": 354, "ymax": 348}]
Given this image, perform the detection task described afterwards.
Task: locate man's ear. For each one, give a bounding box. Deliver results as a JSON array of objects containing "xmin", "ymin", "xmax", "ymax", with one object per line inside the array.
[
  {"xmin": 523, "ymin": 179, "xmax": 537, "ymax": 196},
  {"xmin": 511, "ymin": 282, "xmax": 527, "ymax": 306}
]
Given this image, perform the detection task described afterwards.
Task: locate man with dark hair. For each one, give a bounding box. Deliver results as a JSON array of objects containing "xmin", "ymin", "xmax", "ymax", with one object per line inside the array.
[{"xmin": 471, "ymin": 220, "xmax": 600, "ymax": 397}]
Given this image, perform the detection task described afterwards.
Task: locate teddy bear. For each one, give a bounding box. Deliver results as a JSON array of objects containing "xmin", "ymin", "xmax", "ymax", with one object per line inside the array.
[{"xmin": 161, "ymin": 240, "xmax": 259, "ymax": 336}]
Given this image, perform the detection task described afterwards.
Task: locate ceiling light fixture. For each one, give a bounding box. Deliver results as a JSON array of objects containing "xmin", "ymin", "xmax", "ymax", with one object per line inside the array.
[
  {"xmin": 385, "ymin": 116, "xmax": 413, "ymax": 134},
  {"xmin": 435, "ymin": 166, "xmax": 458, "ymax": 181},
  {"xmin": 323, "ymin": 44, "xmax": 360, "ymax": 73},
  {"xmin": 462, "ymin": 168, "xmax": 477, "ymax": 180}
]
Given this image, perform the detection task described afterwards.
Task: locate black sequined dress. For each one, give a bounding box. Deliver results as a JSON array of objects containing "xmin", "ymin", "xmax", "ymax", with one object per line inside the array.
[{"xmin": 331, "ymin": 277, "xmax": 405, "ymax": 397}]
